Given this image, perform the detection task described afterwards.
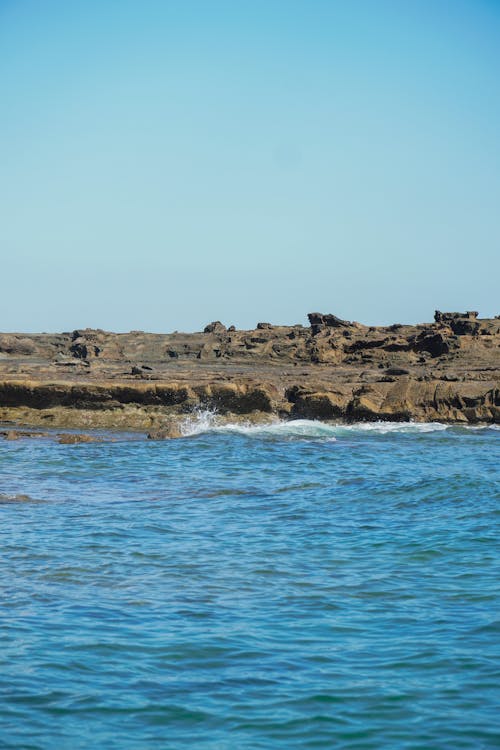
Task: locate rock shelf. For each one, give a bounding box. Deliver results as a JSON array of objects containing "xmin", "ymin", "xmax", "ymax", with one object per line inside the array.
[{"xmin": 1, "ymin": 310, "xmax": 498, "ymax": 429}]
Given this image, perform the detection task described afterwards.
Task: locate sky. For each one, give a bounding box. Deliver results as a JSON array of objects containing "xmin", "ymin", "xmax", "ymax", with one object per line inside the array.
[{"xmin": 1, "ymin": 0, "xmax": 499, "ymax": 332}]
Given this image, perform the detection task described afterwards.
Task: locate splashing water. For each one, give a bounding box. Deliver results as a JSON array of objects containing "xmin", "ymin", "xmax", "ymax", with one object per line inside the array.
[
  {"xmin": 178, "ymin": 408, "xmax": 484, "ymax": 440},
  {"xmin": 179, "ymin": 406, "xmax": 220, "ymax": 436}
]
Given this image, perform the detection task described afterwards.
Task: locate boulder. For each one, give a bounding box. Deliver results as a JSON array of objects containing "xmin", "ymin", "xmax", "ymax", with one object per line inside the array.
[
  {"xmin": 308, "ymin": 312, "xmax": 351, "ymax": 336},
  {"xmin": 203, "ymin": 321, "xmax": 227, "ymax": 334},
  {"xmin": 147, "ymin": 421, "xmax": 182, "ymax": 439}
]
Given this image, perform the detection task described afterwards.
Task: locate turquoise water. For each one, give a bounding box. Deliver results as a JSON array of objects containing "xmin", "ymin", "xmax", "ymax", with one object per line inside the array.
[{"xmin": 1, "ymin": 418, "xmax": 499, "ymax": 749}]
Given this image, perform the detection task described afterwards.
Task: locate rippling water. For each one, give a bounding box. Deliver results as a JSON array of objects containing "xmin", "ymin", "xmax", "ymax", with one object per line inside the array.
[{"xmin": 1, "ymin": 417, "xmax": 499, "ymax": 749}]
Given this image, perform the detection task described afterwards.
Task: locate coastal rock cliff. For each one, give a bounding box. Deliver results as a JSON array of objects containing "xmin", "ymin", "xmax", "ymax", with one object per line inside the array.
[{"xmin": 0, "ymin": 310, "xmax": 498, "ymax": 428}]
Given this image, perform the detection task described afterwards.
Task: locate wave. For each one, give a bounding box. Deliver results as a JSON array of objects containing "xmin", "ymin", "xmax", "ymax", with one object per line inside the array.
[
  {"xmin": 180, "ymin": 410, "xmax": 338, "ymax": 439},
  {"xmin": 178, "ymin": 410, "xmax": 466, "ymax": 440}
]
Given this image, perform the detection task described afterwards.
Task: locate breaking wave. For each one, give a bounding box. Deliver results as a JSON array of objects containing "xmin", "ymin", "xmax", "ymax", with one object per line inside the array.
[{"xmin": 178, "ymin": 410, "xmax": 478, "ymax": 440}]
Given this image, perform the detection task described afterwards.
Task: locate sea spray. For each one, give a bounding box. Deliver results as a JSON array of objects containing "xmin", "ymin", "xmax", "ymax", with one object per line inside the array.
[{"xmin": 179, "ymin": 409, "xmax": 461, "ymax": 440}]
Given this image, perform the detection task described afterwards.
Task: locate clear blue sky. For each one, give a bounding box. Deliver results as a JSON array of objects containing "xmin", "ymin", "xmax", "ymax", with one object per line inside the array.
[{"xmin": 1, "ymin": 0, "xmax": 499, "ymax": 332}]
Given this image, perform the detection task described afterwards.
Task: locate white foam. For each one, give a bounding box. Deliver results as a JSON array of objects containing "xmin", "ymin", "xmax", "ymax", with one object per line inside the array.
[
  {"xmin": 179, "ymin": 410, "xmax": 457, "ymax": 439},
  {"xmin": 180, "ymin": 410, "xmax": 336, "ymax": 439},
  {"xmin": 462, "ymin": 423, "xmax": 500, "ymax": 431},
  {"xmin": 339, "ymin": 421, "xmax": 448, "ymax": 435}
]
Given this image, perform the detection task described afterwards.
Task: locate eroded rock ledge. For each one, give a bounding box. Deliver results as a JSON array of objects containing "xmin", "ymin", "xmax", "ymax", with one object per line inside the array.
[{"xmin": 0, "ymin": 310, "xmax": 498, "ymax": 429}]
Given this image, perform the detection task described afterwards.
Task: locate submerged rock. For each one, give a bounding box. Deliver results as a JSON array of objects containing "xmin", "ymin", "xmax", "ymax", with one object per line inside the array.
[
  {"xmin": 147, "ymin": 420, "xmax": 183, "ymax": 439},
  {"xmin": 58, "ymin": 433, "xmax": 99, "ymax": 444},
  {"xmin": 1, "ymin": 429, "xmax": 50, "ymax": 440},
  {"xmin": 0, "ymin": 493, "xmax": 35, "ymax": 502}
]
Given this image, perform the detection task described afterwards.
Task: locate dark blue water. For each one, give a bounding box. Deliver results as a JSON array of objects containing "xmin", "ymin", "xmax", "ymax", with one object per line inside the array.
[{"xmin": 1, "ymin": 418, "xmax": 499, "ymax": 749}]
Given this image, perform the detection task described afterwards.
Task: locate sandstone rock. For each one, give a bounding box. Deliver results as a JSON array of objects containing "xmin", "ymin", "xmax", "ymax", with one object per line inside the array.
[
  {"xmin": 0, "ymin": 336, "xmax": 36, "ymax": 356},
  {"xmin": 147, "ymin": 422, "xmax": 182, "ymax": 439},
  {"xmin": 0, "ymin": 310, "xmax": 498, "ymax": 425},
  {"xmin": 1, "ymin": 429, "xmax": 50, "ymax": 440},
  {"xmin": 203, "ymin": 321, "xmax": 227, "ymax": 334},
  {"xmin": 290, "ymin": 391, "xmax": 347, "ymax": 419},
  {"xmin": 58, "ymin": 433, "xmax": 98, "ymax": 444},
  {"xmin": 348, "ymin": 385, "xmax": 388, "ymax": 420}
]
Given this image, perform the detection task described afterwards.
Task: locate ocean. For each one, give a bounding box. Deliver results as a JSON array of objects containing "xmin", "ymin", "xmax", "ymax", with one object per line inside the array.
[{"xmin": 1, "ymin": 416, "xmax": 499, "ymax": 749}]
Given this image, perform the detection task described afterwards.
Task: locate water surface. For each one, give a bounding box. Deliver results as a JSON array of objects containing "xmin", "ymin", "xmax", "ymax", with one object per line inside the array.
[{"xmin": 1, "ymin": 419, "xmax": 499, "ymax": 748}]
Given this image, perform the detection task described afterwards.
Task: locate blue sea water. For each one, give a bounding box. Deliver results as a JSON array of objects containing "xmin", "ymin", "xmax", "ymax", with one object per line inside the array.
[{"xmin": 0, "ymin": 416, "xmax": 499, "ymax": 749}]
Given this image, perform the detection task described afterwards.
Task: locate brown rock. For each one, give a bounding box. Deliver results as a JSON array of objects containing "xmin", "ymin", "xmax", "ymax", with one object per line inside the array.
[
  {"xmin": 147, "ymin": 422, "xmax": 182, "ymax": 439},
  {"xmin": 290, "ymin": 390, "xmax": 348, "ymax": 419},
  {"xmin": 0, "ymin": 310, "xmax": 498, "ymax": 426},
  {"xmin": 58, "ymin": 433, "xmax": 98, "ymax": 444},
  {"xmin": 203, "ymin": 321, "xmax": 227, "ymax": 334}
]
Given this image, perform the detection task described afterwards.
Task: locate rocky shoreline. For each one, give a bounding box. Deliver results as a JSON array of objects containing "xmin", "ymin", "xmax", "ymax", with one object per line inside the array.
[{"xmin": 1, "ymin": 310, "xmax": 499, "ymax": 435}]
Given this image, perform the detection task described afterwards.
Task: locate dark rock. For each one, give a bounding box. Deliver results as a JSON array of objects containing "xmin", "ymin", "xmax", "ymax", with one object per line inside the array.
[
  {"xmin": 308, "ymin": 312, "xmax": 351, "ymax": 335},
  {"xmin": 385, "ymin": 367, "xmax": 410, "ymax": 376},
  {"xmin": 347, "ymin": 338, "xmax": 387, "ymax": 352},
  {"xmin": 412, "ymin": 332, "xmax": 450, "ymax": 357},
  {"xmin": 449, "ymin": 318, "xmax": 480, "ymax": 336},
  {"xmin": 434, "ymin": 310, "xmax": 478, "ymax": 323},
  {"xmin": 70, "ymin": 338, "xmax": 101, "ymax": 359}
]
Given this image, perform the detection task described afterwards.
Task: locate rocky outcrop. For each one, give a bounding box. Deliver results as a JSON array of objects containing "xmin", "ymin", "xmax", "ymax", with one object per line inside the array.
[
  {"xmin": 307, "ymin": 312, "xmax": 354, "ymax": 335},
  {"xmin": 0, "ymin": 310, "xmax": 498, "ymax": 427},
  {"xmin": 203, "ymin": 321, "xmax": 227, "ymax": 334}
]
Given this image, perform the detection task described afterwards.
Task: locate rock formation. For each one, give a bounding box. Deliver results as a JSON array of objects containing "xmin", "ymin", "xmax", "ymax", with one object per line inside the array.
[{"xmin": 0, "ymin": 310, "xmax": 498, "ymax": 428}]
